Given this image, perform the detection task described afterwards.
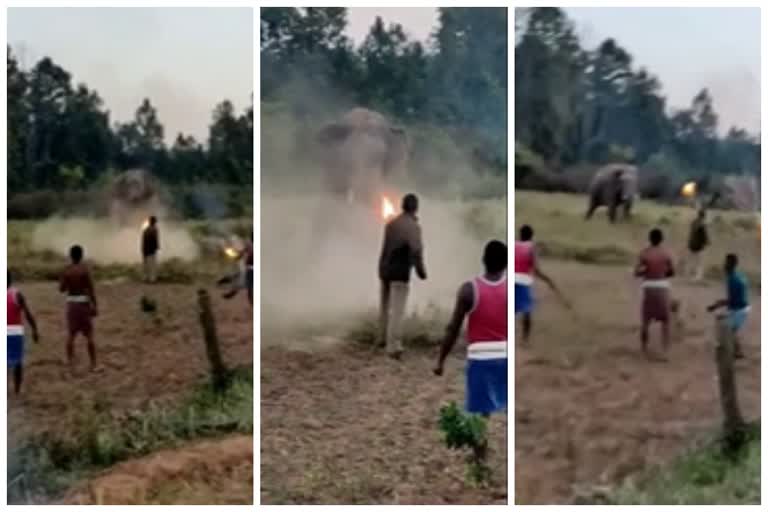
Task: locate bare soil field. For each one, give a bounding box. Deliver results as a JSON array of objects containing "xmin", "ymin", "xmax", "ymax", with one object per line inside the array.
[
  {"xmin": 261, "ymin": 342, "xmax": 508, "ymax": 505},
  {"xmin": 515, "ymin": 260, "xmax": 760, "ymax": 504},
  {"xmin": 7, "ymin": 281, "xmax": 253, "ymax": 504}
]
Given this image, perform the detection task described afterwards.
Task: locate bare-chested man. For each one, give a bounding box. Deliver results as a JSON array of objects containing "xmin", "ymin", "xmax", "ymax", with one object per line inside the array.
[
  {"xmin": 60, "ymin": 245, "xmax": 100, "ymax": 372},
  {"xmin": 635, "ymin": 228, "xmax": 675, "ymax": 360}
]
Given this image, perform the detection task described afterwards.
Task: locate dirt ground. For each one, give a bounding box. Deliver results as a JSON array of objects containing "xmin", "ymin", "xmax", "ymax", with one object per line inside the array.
[
  {"xmin": 7, "ymin": 281, "xmax": 253, "ymax": 501},
  {"xmin": 261, "ymin": 342, "xmax": 508, "ymax": 505},
  {"xmin": 60, "ymin": 435, "xmax": 253, "ymax": 505},
  {"xmin": 515, "ymin": 261, "xmax": 761, "ymax": 504}
]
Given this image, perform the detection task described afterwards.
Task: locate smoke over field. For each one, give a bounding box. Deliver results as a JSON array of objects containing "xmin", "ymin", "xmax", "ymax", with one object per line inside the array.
[
  {"xmin": 261, "ymin": 193, "xmax": 504, "ymax": 332},
  {"xmin": 31, "ymin": 217, "xmax": 199, "ymax": 263}
]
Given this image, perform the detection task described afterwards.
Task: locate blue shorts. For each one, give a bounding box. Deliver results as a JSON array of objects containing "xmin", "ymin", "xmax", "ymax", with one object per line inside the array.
[
  {"xmin": 465, "ymin": 357, "xmax": 507, "ymax": 415},
  {"xmin": 515, "ymin": 283, "xmax": 533, "ymax": 314},
  {"xmin": 728, "ymin": 308, "xmax": 749, "ymax": 332},
  {"xmin": 8, "ymin": 334, "xmax": 24, "ymax": 368}
]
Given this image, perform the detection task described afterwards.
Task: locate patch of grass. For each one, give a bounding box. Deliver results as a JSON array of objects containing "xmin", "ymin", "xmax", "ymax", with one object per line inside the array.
[
  {"xmin": 345, "ymin": 304, "xmax": 447, "ymax": 348},
  {"xmin": 7, "ymin": 367, "xmax": 253, "ymax": 504},
  {"xmin": 600, "ymin": 422, "xmax": 760, "ymax": 505},
  {"xmin": 516, "ymin": 191, "xmax": 760, "ymax": 284}
]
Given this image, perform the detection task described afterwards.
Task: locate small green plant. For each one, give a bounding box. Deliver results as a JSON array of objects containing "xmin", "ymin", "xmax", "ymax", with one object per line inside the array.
[{"xmin": 438, "ymin": 401, "xmax": 491, "ymax": 486}]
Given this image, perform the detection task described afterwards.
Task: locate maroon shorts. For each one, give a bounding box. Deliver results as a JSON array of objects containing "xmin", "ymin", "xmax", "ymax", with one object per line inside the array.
[
  {"xmin": 67, "ymin": 302, "xmax": 94, "ymax": 337},
  {"xmin": 642, "ymin": 288, "xmax": 670, "ymax": 323}
]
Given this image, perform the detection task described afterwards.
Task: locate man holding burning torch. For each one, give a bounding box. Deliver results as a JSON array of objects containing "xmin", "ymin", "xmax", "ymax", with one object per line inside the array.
[
  {"xmin": 378, "ymin": 193, "xmax": 427, "ymax": 360},
  {"xmin": 141, "ymin": 216, "xmax": 160, "ymax": 283}
]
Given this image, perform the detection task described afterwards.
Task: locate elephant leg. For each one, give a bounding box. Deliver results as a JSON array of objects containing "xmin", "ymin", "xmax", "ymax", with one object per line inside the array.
[
  {"xmin": 623, "ymin": 200, "xmax": 632, "ymax": 220},
  {"xmin": 585, "ymin": 199, "xmax": 598, "ymax": 220},
  {"xmin": 608, "ymin": 202, "xmax": 617, "ymax": 223}
]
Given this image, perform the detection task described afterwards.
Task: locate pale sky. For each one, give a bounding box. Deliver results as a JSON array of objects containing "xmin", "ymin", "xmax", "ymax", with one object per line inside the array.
[
  {"xmin": 565, "ymin": 7, "xmax": 760, "ymax": 134},
  {"xmin": 346, "ymin": 7, "xmax": 438, "ymax": 46},
  {"xmin": 349, "ymin": 7, "xmax": 761, "ymax": 134},
  {"xmin": 8, "ymin": 7, "xmax": 253, "ymax": 142}
]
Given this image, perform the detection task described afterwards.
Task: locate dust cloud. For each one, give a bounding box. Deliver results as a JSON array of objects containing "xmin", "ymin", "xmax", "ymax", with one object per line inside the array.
[
  {"xmin": 31, "ymin": 217, "xmax": 199, "ymax": 264},
  {"xmin": 261, "ymin": 192, "xmax": 492, "ymax": 330}
]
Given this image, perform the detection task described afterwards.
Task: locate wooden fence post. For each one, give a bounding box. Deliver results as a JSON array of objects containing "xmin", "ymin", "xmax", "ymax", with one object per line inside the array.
[
  {"xmin": 198, "ymin": 288, "xmax": 229, "ymax": 391},
  {"xmin": 714, "ymin": 313, "xmax": 746, "ymax": 454}
]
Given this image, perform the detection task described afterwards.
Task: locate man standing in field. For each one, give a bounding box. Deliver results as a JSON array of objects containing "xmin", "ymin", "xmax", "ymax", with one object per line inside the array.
[
  {"xmin": 7, "ymin": 271, "xmax": 40, "ymax": 395},
  {"xmin": 707, "ymin": 253, "xmax": 749, "ymax": 359},
  {"xmin": 684, "ymin": 207, "xmax": 709, "ymax": 281},
  {"xmin": 378, "ymin": 193, "xmax": 427, "ymax": 360},
  {"xmin": 635, "ymin": 228, "xmax": 675, "ymax": 361},
  {"xmin": 515, "ymin": 225, "xmax": 562, "ymax": 346},
  {"xmin": 141, "ymin": 215, "xmax": 160, "ymax": 283},
  {"xmin": 60, "ymin": 245, "xmax": 100, "ymax": 372},
  {"xmin": 434, "ymin": 240, "xmax": 507, "ymax": 459}
]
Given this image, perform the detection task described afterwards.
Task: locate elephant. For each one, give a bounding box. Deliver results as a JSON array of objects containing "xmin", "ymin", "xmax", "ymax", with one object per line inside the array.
[
  {"xmin": 314, "ymin": 108, "xmax": 409, "ymax": 207},
  {"xmin": 585, "ymin": 163, "xmax": 638, "ymax": 223},
  {"xmin": 109, "ymin": 169, "xmax": 163, "ymax": 227}
]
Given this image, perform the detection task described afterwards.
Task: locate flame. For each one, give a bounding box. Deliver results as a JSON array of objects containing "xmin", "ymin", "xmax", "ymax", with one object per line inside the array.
[
  {"xmin": 141, "ymin": 219, "xmax": 150, "ymax": 231},
  {"xmin": 382, "ymin": 196, "xmax": 395, "ymax": 220},
  {"xmin": 681, "ymin": 182, "xmax": 697, "ymax": 198},
  {"xmin": 224, "ymin": 247, "xmax": 239, "ymax": 259}
]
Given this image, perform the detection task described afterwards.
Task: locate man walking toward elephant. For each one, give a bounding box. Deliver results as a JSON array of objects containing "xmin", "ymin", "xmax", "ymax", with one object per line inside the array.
[
  {"xmin": 635, "ymin": 228, "xmax": 675, "ymax": 361},
  {"xmin": 684, "ymin": 208, "xmax": 709, "ymax": 281},
  {"xmin": 141, "ymin": 216, "xmax": 160, "ymax": 283},
  {"xmin": 515, "ymin": 225, "xmax": 564, "ymax": 346},
  {"xmin": 378, "ymin": 193, "xmax": 427, "ymax": 360}
]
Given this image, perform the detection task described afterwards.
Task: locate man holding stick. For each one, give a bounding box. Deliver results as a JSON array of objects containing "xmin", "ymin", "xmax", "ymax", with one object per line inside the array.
[{"xmin": 515, "ymin": 225, "xmax": 566, "ymax": 346}]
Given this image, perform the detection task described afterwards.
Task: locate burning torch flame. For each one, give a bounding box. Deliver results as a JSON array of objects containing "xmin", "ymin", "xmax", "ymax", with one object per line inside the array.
[
  {"xmin": 141, "ymin": 219, "xmax": 150, "ymax": 231},
  {"xmin": 224, "ymin": 247, "xmax": 239, "ymax": 259},
  {"xmin": 681, "ymin": 182, "xmax": 697, "ymax": 198},
  {"xmin": 382, "ymin": 196, "xmax": 395, "ymax": 220}
]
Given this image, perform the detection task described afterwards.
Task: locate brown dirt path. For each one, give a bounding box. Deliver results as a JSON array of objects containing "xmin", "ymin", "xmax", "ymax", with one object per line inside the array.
[
  {"xmin": 515, "ymin": 261, "xmax": 760, "ymax": 504},
  {"xmin": 59, "ymin": 435, "xmax": 253, "ymax": 505},
  {"xmin": 261, "ymin": 343, "xmax": 508, "ymax": 504}
]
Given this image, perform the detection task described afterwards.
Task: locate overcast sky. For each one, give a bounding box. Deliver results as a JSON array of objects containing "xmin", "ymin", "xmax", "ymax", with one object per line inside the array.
[
  {"xmin": 565, "ymin": 7, "xmax": 761, "ymax": 134},
  {"xmin": 345, "ymin": 7, "xmax": 438, "ymax": 46},
  {"xmin": 8, "ymin": 7, "xmax": 253, "ymax": 142},
  {"xmin": 347, "ymin": 7, "xmax": 760, "ymax": 134},
  {"xmin": 9, "ymin": 7, "xmax": 760, "ymax": 139}
]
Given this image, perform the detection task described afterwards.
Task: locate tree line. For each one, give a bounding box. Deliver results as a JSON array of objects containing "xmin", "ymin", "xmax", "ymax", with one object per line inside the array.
[
  {"xmin": 260, "ymin": 7, "xmax": 508, "ymax": 173},
  {"xmin": 7, "ymin": 46, "xmax": 253, "ymax": 196},
  {"xmin": 515, "ymin": 7, "xmax": 760, "ymax": 188}
]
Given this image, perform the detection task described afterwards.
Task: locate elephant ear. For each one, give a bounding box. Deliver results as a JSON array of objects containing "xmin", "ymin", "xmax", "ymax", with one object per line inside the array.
[{"xmin": 317, "ymin": 123, "xmax": 352, "ymax": 144}]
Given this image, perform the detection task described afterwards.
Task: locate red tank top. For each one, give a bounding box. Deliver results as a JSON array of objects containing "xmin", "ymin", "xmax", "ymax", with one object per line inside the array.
[
  {"xmin": 515, "ymin": 241, "xmax": 534, "ymax": 275},
  {"xmin": 467, "ymin": 275, "xmax": 507, "ymax": 343},
  {"xmin": 7, "ymin": 288, "xmax": 22, "ymax": 326}
]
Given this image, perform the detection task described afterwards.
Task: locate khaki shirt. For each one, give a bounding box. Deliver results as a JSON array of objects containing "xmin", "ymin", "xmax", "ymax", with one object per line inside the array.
[{"xmin": 378, "ymin": 213, "xmax": 426, "ymax": 283}]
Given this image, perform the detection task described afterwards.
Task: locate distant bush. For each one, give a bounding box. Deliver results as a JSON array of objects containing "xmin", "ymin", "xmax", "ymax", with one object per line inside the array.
[
  {"xmin": 8, "ymin": 190, "xmax": 100, "ymax": 219},
  {"xmin": 9, "ymin": 184, "xmax": 251, "ymax": 221}
]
